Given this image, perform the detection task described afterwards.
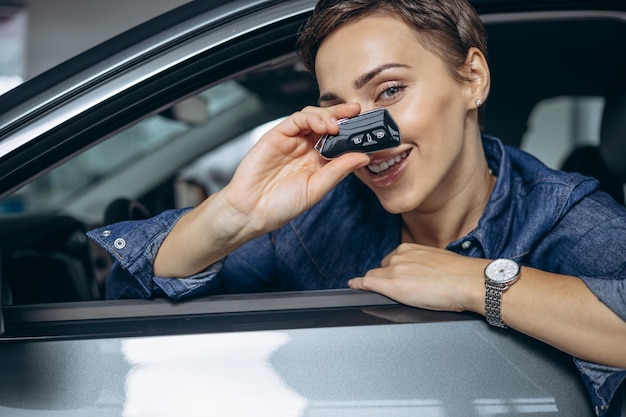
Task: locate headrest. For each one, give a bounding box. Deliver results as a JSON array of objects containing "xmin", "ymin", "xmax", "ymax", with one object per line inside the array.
[{"xmin": 599, "ymin": 71, "xmax": 626, "ymax": 182}]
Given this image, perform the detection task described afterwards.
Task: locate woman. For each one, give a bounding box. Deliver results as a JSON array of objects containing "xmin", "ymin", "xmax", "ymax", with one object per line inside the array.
[{"xmin": 89, "ymin": 0, "xmax": 626, "ymax": 413}]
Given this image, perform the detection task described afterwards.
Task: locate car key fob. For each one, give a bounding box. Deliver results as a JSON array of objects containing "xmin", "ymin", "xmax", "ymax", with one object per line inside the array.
[{"xmin": 315, "ymin": 108, "xmax": 401, "ymax": 159}]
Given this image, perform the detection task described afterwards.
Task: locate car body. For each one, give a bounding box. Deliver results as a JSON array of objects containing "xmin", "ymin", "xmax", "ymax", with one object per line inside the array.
[{"xmin": 0, "ymin": 0, "xmax": 625, "ymax": 415}]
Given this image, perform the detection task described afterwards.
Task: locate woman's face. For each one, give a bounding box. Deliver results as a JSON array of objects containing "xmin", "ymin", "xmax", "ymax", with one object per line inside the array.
[{"xmin": 315, "ymin": 15, "xmax": 481, "ymax": 214}]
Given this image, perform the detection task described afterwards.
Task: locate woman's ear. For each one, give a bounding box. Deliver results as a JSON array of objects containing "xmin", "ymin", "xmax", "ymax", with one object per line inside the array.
[{"xmin": 465, "ymin": 47, "xmax": 490, "ymax": 109}]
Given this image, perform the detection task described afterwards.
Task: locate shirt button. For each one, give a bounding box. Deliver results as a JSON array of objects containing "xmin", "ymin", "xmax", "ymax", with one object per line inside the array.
[
  {"xmin": 101, "ymin": 230, "xmax": 112, "ymax": 237},
  {"xmin": 114, "ymin": 238, "xmax": 126, "ymax": 249},
  {"xmin": 461, "ymin": 240, "xmax": 472, "ymax": 249}
]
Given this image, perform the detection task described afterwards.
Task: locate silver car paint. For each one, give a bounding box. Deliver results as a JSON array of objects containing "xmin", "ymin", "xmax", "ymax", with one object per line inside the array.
[{"xmin": 0, "ymin": 318, "xmax": 591, "ymax": 416}]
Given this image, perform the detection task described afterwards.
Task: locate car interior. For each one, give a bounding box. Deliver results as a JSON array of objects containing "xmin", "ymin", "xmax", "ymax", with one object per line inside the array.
[
  {"xmin": 561, "ymin": 68, "xmax": 626, "ymax": 204},
  {"xmin": 0, "ymin": 13, "xmax": 625, "ymax": 306}
]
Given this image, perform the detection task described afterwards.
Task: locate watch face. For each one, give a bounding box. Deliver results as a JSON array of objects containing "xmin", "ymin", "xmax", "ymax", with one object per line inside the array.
[{"xmin": 485, "ymin": 258, "xmax": 520, "ymax": 284}]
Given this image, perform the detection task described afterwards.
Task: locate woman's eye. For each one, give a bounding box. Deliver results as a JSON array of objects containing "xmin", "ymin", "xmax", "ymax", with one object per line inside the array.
[{"xmin": 379, "ymin": 84, "xmax": 406, "ymax": 100}]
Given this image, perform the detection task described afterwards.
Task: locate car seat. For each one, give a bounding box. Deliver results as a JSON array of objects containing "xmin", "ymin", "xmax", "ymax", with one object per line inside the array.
[
  {"xmin": 0, "ymin": 214, "xmax": 100, "ymax": 304},
  {"xmin": 561, "ymin": 72, "xmax": 626, "ymax": 206}
]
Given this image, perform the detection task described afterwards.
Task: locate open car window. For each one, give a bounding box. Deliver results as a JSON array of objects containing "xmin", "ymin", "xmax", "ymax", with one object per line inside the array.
[
  {"xmin": 0, "ymin": 53, "xmax": 317, "ymax": 305},
  {"xmin": 0, "ymin": 5, "xmax": 624, "ymax": 310}
]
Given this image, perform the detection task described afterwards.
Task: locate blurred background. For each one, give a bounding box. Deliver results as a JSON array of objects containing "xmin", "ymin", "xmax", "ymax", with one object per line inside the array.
[{"xmin": 0, "ymin": 0, "xmax": 189, "ymax": 94}]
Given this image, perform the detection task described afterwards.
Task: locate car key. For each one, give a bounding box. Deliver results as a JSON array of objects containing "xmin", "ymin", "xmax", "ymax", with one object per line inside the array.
[{"xmin": 315, "ymin": 108, "xmax": 401, "ymax": 159}]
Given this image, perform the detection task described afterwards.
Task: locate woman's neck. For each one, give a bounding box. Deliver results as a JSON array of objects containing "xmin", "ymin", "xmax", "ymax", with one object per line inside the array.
[{"xmin": 401, "ymin": 161, "xmax": 496, "ymax": 248}]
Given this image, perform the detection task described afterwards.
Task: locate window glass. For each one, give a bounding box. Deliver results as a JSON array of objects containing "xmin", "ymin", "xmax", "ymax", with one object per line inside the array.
[
  {"xmin": 12, "ymin": 116, "xmax": 188, "ymax": 214},
  {"xmin": 0, "ymin": 80, "xmax": 255, "ymax": 221},
  {"xmin": 177, "ymin": 117, "xmax": 285, "ymax": 200}
]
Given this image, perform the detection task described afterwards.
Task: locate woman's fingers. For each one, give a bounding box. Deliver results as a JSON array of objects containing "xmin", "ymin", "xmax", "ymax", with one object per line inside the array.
[
  {"xmin": 221, "ymin": 102, "xmax": 368, "ymax": 232},
  {"xmin": 349, "ymin": 244, "xmax": 488, "ymax": 312},
  {"xmin": 307, "ymin": 152, "xmax": 370, "ymax": 197},
  {"xmin": 271, "ymin": 102, "xmax": 361, "ymax": 146}
]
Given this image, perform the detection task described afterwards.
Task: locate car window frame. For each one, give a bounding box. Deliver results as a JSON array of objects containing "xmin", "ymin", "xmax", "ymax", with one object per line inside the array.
[{"xmin": 2, "ymin": 288, "xmax": 472, "ymax": 340}]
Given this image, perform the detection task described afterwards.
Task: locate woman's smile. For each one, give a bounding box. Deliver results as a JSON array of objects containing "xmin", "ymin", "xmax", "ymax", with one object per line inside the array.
[
  {"xmin": 363, "ymin": 148, "xmax": 412, "ymax": 188},
  {"xmin": 367, "ymin": 149, "xmax": 411, "ymax": 174}
]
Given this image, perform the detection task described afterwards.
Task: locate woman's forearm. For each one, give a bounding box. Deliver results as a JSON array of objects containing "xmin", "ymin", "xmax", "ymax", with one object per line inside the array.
[
  {"xmin": 153, "ymin": 191, "xmax": 262, "ymax": 278},
  {"xmin": 497, "ymin": 267, "xmax": 626, "ymax": 369}
]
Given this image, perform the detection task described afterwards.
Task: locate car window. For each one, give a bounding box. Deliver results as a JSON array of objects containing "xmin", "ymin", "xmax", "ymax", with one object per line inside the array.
[
  {"xmin": 2, "ymin": 11, "xmax": 625, "ymax": 308},
  {"xmin": 0, "ymin": 80, "xmax": 254, "ymax": 222},
  {"xmin": 0, "ymin": 75, "xmax": 615, "ymax": 306},
  {"xmin": 0, "ymin": 54, "xmax": 316, "ymax": 305}
]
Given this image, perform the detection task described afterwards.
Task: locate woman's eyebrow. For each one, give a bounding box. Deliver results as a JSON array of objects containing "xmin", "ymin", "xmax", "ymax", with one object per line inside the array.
[
  {"xmin": 318, "ymin": 63, "xmax": 410, "ymax": 104},
  {"xmin": 353, "ymin": 63, "xmax": 410, "ymax": 89}
]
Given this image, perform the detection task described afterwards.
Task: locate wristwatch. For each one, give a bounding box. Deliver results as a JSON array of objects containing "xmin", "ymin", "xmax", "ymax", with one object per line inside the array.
[{"xmin": 484, "ymin": 258, "xmax": 521, "ymax": 328}]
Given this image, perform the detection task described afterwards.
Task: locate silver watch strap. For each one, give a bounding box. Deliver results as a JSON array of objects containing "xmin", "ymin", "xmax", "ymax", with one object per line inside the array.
[{"xmin": 485, "ymin": 283, "xmax": 507, "ymax": 328}]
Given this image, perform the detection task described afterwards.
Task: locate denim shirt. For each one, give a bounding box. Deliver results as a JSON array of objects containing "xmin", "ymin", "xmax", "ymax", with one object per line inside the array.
[{"xmin": 88, "ymin": 135, "xmax": 626, "ymax": 415}]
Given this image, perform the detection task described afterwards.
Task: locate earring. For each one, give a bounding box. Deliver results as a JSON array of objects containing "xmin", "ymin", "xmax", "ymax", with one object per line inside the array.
[{"xmin": 475, "ymin": 99, "xmax": 482, "ymax": 107}]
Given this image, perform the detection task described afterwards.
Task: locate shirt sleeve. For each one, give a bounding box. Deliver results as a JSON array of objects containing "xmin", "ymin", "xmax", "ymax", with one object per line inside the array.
[
  {"xmin": 573, "ymin": 358, "xmax": 626, "ymax": 417},
  {"xmin": 519, "ymin": 184, "xmax": 626, "ymax": 415},
  {"xmin": 565, "ymin": 209, "xmax": 626, "ymax": 322},
  {"xmin": 87, "ymin": 208, "xmax": 226, "ymax": 300},
  {"xmin": 576, "ymin": 260, "xmax": 626, "ymax": 416},
  {"xmin": 555, "ymin": 195, "xmax": 626, "ymax": 415},
  {"xmin": 542, "ymin": 189, "xmax": 626, "ymax": 321}
]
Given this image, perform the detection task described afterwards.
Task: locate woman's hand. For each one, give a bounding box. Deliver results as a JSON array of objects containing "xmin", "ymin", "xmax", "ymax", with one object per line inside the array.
[
  {"xmin": 219, "ymin": 102, "xmax": 371, "ymax": 235},
  {"xmin": 348, "ymin": 243, "xmax": 488, "ymax": 313}
]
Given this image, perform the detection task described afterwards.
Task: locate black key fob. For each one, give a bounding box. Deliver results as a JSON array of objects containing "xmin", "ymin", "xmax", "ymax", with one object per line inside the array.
[{"xmin": 315, "ymin": 108, "xmax": 401, "ymax": 159}]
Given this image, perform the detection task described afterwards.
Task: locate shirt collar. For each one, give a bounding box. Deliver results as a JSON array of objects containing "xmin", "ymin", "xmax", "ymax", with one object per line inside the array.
[{"xmin": 448, "ymin": 135, "xmax": 515, "ymax": 258}]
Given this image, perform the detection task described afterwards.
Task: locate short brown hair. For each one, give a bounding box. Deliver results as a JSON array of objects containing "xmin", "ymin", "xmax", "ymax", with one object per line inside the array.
[{"xmin": 298, "ymin": 0, "xmax": 488, "ymax": 83}]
